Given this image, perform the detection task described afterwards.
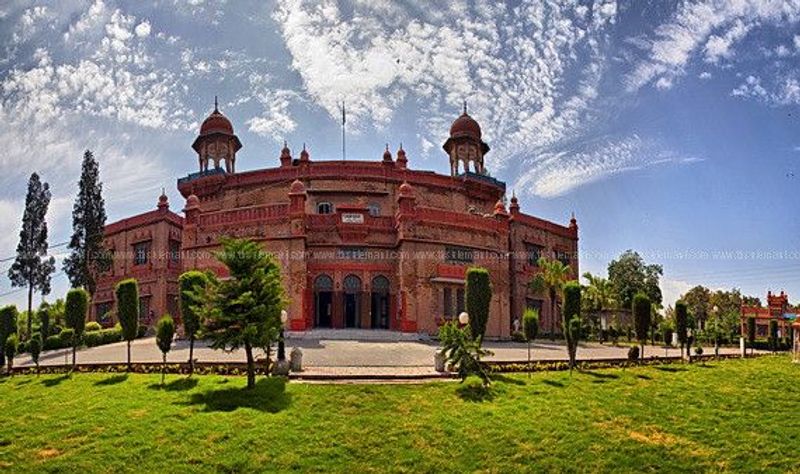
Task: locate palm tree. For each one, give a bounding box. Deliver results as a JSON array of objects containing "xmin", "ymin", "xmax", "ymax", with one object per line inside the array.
[
  {"xmin": 529, "ymin": 257, "xmax": 572, "ymax": 339},
  {"xmin": 582, "ymin": 272, "xmax": 616, "ymax": 333}
]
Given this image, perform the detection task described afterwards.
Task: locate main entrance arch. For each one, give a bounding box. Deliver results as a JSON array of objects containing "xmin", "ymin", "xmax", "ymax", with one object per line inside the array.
[
  {"xmin": 343, "ymin": 274, "xmax": 362, "ymax": 328},
  {"xmin": 371, "ymin": 275, "xmax": 390, "ymax": 329},
  {"xmin": 314, "ymin": 274, "xmax": 333, "ymax": 328}
]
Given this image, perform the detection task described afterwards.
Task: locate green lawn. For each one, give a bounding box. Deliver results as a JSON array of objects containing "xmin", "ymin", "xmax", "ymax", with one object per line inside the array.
[{"xmin": 1, "ymin": 357, "xmax": 798, "ymax": 473}]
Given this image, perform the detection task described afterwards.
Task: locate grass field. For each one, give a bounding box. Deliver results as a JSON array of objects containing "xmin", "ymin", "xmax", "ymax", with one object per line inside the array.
[{"xmin": 1, "ymin": 356, "xmax": 798, "ymax": 472}]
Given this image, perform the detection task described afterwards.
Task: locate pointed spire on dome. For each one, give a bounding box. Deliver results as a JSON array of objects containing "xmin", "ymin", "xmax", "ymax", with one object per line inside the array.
[
  {"xmin": 299, "ymin": 142, "xmax": 310, "ymax": 162},
  {"xmin": 157, "ymin": 188, "xmax": 169, "ymax": 211},
  {"xmin": 509, "ymin": 190, "xmax": 519, "ymax": 214},
  {"xmin": 280, "ymin": 140, "xmax": 292, "ymax": 167},
  {"xmin": 569, "ymin": 212, "xmax": 578, "ymax": 229},
  {"xmin": 396, "ymin": 142, "xmax": 407, "ymax": 169},
  {"xmin": 463, "ymin": 100, "xmax": 467, "ymax": 115},
  {"xmin": 383, "ymin": 143, "xmax": 393, "ymax": 162}
]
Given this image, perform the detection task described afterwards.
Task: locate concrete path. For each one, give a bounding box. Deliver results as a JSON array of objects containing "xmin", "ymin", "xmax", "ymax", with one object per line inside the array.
[{"xmin": 12, "ymin": 332, "xmax": 747, "ymax": 375}]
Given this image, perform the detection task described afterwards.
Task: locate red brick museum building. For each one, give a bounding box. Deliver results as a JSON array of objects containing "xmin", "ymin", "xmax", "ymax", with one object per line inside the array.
[{"xmin": 92, "ymin": 104, "xmax": 579, "ymax": 339}]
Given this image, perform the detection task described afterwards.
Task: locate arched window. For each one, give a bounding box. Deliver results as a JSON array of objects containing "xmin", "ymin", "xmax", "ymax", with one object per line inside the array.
[
  {"xmin": 367, "ymin": 203, "xmax": 381, "ymax": 217},
  {"xmin": 317, "ymin": 202, "xmax": 333, "ymax": 214},
  {"xmin": 371, "ymin": 275, "xmax": 390, "ymax": 292},
  {"xmin": 314, "ymin": 274, "xmax": 333, "ymax": 291},
  {"xmin": 343, "ymin": 274, "xmax": 362, "ymax": 293}
]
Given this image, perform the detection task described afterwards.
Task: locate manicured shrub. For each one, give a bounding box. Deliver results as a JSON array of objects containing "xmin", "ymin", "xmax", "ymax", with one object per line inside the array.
[
  {"xmin": 29, "ymin": 332, "xmax": 42, "ymax": 374},
  {"xmin": 85, "ymin": 321, "xmax": 102, "ymax": 332},
  {"xmin": 65, "ymin": 288, "xmax": 89, "ymax": 369},
  {"xmin": 465, "ymin": 267, "xmax": 492, "ymax": 341},
  {"xmin": 746, "ymin": 316, "xmax": 756, "ymax": 355},
  {"xmin": 694, "ymin": 346, "xmax": 703, "ymax": 356},
  {"xmin": 768, "ymin": 320, "xmax": 779, "ymax": 352},
  {"xmin": 179, "ymin": 270, "xmax": 207, "ymax": 375},
  {"xmin": 115, "ymin": 279, "xmax": 139, "ymax": 371},
  {"xmin": 627, "ymin": 345, "xmax": 639, "ymax": 361},
  {"xmin": 0, "ymin": 306, "xmax": 19, "ymax": 368},
  {"xmin": 59, "ymin": 328, "xmax": 75, "ymax": 347},
  {"xmin": 44, "ymin": 335, "xmax": 64, "ymax": 351},
  {"xmin": 4, "ymin": 334, "xmax": 18, "ymax": 374},
  {"xmin": 663, "ymin": 329, "xmax": 673, "ymax": 346},
  {"xmin": 633, "ymin": 293, "xmax": 651, "ymax": 361},
  {"xmin": 522, "ymin": 308, "xmax": 539, "ymax": 376},
  {"xmin": 156, "ymin": 314, "xmax": 175, "ymax": 385},
  {"xmin": 38, "ymin": 307, "xmax": 50, "ymax": 338}
]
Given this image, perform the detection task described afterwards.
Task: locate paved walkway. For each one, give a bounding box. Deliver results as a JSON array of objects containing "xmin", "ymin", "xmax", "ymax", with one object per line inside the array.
[{"xmin": 12, "ymin": 330, "xmax": 747, "ymax": 378}]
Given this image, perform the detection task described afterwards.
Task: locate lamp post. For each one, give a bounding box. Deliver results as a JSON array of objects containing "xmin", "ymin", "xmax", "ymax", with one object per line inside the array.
[{"xmin": 279, "ymin": 310, "xmax": 288, "ymax": 361}]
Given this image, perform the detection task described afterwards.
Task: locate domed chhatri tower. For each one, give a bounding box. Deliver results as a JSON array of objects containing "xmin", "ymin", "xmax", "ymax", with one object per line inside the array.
[
  {"xmin": 443, "ymin": 102, "xmax": 490, "ymax": 176},
  {"xmin": 191, "ymin": 97, "xmax": 242, "ymax": 173}
]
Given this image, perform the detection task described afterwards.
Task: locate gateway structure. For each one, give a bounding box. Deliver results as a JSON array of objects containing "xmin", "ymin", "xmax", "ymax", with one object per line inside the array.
[{"xmin": 93, "ymin": 104, "xmax": 579, "ymax": 339}]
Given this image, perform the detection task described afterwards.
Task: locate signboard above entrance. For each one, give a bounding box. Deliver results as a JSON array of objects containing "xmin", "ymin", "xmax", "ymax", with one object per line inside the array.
[{"xmin": 341, "ymin": 213, "xmax": 364, "ymax": 224}]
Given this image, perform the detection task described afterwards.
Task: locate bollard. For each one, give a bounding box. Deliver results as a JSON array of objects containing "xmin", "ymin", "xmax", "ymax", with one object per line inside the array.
[{"xmin": 290, "ymin": 346, "xmax": 303, "ymax": 372}]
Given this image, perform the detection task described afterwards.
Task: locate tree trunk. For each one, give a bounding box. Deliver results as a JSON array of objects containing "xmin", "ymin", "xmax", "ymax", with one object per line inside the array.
[
  {"xmin": 72, "ymin": 343, "xmax": 76, "ymax": 369},
  {"xmin": 640, "ymin": 343, "xmax": 645, "ymax": 363},
  {"xmin": 162, "ymin": 353, "xmax": 166, "ymax": 386},
  {"xmin": 550, "ymin": 290, "xmax": 556, "ymax": 340},
  {"xmin": 527, "ymin": 340, "xmax": 531, "ymax": 378},
  {"xmin": 127, "ymin": 340, "xmax": 132, "ymax": 372},
  {"xmin": 27, "ymin": 282, "xmax": 33, "ymax": 341},
  {"xmin": 245, "ymin": 341, "xmax": 255, "ymax": 389},
  {"xmin": 188, "ymin": 335, "xmax": 195, "ymax": 376}
]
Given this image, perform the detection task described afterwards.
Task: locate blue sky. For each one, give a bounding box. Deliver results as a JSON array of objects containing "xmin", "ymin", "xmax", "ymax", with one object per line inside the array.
[{"xmin": 0, "ymin": 0, "xmax": 798, "ymax": 309}]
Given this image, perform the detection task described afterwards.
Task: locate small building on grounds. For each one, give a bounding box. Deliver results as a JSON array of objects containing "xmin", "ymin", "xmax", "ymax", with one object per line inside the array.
[
  {"xmin": 91, "ymin": 103, "xmax": 579, "ymax": 339},
  {"xmin": 740, "ymin": 290, "xmax": 797, "ymax": 339},
  {"xmin": 93, "ymin": 193, "xmax": 184, "ymax": 329}
]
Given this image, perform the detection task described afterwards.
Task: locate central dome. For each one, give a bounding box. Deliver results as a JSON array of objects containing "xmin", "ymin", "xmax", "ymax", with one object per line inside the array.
[
  {"xmin": 199, "ymin": 109, "xmax": 234, "ymax": 136},
  {"xmin": 449, "ymin": 111, "xmax": 482, "ymax": 140}
]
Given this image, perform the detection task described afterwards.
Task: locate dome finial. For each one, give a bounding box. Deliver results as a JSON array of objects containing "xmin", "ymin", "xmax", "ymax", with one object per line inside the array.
[
  {"xmin": 463, "ymin": 100, "xmax": 467, "ymax": 115},
  {"xmin": 214, "ymin": 95, "xmax": 219, "ymax": 113}
]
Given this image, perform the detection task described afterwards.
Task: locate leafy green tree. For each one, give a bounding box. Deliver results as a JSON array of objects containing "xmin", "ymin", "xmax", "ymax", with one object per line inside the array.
[
  {"xmin": 562, "ymin": 281, "xmax": 581, "ymax": 371},
  {"xmin": 8, "ymin": 173, "xmax": 56, "ymax": 340},
  {"xmin": 0, "ymin": 306, "xmax": 18, "ymax": 368},
  {"xmin": 63, "ymin": 150, "xmax": 111, "ymax": 298},
  {"xmin": 65, "ymin": 288, "xmax": 88, "ymax": 369},
  {"xmin": 681, "ymin": 285, "xmax": 711, "ymax": 331},
  {"xmin": 4, "ymin": 334, "xmax": 18, "ymax": 375},
  {"xmin": 582, "ymin": 272, "xmax": 616, "ymax": 335},
  {"xmin": 633, "ymin": 293, "xmax": 652, "ymax": 361},
  {"xmin": 179, "ymin": 271, "xmax": 207, "ymax": 375},
  {"xmin": 675, "ymin": 301, "xmax": 689, "ymax": 359},
  {"xmin": 195, "ymin": 238, "xmax": 287, "ymax": 389},
  {"xmin": 607, "ymin": 250, "xmax": 663, "ymax": 309},
  {"xmin": 115, "ymin": 279, "xmax": 139, "ymax": 371},
  {"xmin": 746, "ymin": 316, "xmax": 756, "ymax": 356},
  {"xmin": 156, "ymin": 314, "xmax": 175, "ymax": 385},
  {"xmin": 465, "ymin": 267, "xmax": 492, "ymax": 340},
  {"xmin": 438, "ymin": 320, "xmax": 493, "ymax": 385},
  {"xmin": 29, "ymin": 332, "xmax": 42, "ymax": 375},
  {"xmin": 529, "ymin": 257, "xmax": 572, "ymax": 338},
  {"xmin": 522, "ymin": 307, "xmax": 539, "ymax": 376}
]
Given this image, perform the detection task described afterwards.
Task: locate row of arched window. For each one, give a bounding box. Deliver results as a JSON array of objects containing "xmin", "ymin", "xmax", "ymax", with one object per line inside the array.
[{"xmin": 313, "ymin": 274, "xmax": 390, "ymax": 293}]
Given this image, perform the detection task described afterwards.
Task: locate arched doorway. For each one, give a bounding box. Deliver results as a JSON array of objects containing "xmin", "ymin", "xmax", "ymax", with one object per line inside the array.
[
  {"xmin": 314, "ymin": 275, "xmax": 333, "ymax": 328},
  {"xmin": 343, "ymin": 275, "xmax": 362, "ymax": 328},
  {"xmin": 371, "ymin": 276, "xmax": 390, "ymax": 329}
]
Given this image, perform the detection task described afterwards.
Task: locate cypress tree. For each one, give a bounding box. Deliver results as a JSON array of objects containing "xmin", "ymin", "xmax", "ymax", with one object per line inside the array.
[
  {"xmin": 562, "ymin": 281, "xmax": 581, "ymax": 371},
  {"xmin": 633, "ymin": 293, "xmax": 652, "ymax": 361},
  {"xmin": 63, "ymin": 150, "xmax": 111, "ymax": 298},
  {"xmin": 179, "ymin": 270, "xmax": 207, "ymax": 375},
  {"xmin": 676, "ymin": 301, "xmax": 688, "ymax": 359},
  {"xmin": 746, "ymin": 316, "xmax": 756, "ymax": 356},
  {"xmin": 156, "ymin": 314, "xmax": 175, "ymax": 385},
  {"xmin": 0, "ymin": 306, "xmax": 19, "ymax": 368},
  {"xmin": 116, "ymin": 278, "xmax": 139, "ymax": 371},
  {"xmin": 65, "ymin": 288, "xmax": 88, "ymax": 369},
  {"xmin": 465, "ymin": 267, "xmax": 492, "ymax": 341},
  {"xmin": 8, "ymin": 173, "xmax": 56, "ymax": 340}
]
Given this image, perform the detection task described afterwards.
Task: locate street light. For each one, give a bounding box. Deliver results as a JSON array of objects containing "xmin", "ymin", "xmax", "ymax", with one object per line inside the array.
[
  {"xmin": 278, "ymin": 310, "xmax": 288, "ymax": 361},
  {"xmin": 458, "ymin": 312, "xmax": 469, "ymax": 325}
]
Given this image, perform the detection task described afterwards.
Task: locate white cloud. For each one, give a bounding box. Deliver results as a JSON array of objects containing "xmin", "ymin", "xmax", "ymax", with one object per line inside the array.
[
  {"xmin": 731, "ymin": 74, "xmax": 800, "ymax": 106},
  {"xmin": 134, "ymin": 20, "xmax": 151, "ymax": 38},
  {"xmin": 661, "ymin": 278, "xmax": 695, "ymax": 308},
  {"xmin": 513, "ymin": 135, "xmax": 699, "ymax": 198},
  {"xmin": 246, "ymin": 89, "xmax": 298, "ymax": 141},
  {"xmin": 628, "ymin": 1, "xmax": 800, "ymax": 92},
  {"xmin": 699, "ymin": 71, "xmax": 712, "ymax": 79}
]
